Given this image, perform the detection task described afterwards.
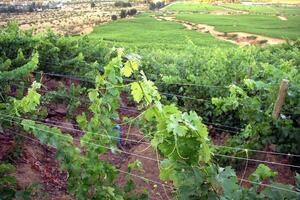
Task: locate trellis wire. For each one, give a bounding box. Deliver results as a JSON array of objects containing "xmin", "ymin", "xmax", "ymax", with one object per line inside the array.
[
  {"xmin": 32, "ymin": 71, "xmax": 220, "ymax": 102},
  {"xmin": 238, "ymin": 178, "xmax": 300, "ymax": 194},
  {"xmin": 2, "ymin": 129, "xmax": 299, "ymax": 195},
  {"xmin": 34, "ymin": 71, "xmax": 231, "ymax": 89},
  {"xmin": 2, "ymin": 114, "xmax": 300, "ymax": 169},
  {"xmin": 214, "ymin": 145, "xmax": 300, "ymax": 158},
  {"xmin": 11, "ymin": 82, "xmax": 243, "ymax": 131},
  {"xmin": 0, "ymin": 113, "xmax": 152, "ymax": 146},
  {"xmin": 0, "ymin": 116, "xmax": 159, "ymax": 163},
  {"xmin": 2, "ymin": 82, "xmax": 299, "ymax": 159},
  {"xmin": 2, "ymin": 130, "xmax": 174, "ymax": 192},
  {"xmin": 3, "ymin": 111, "xmax": 299, "ymax": 158},
  {"xmin": 214, "ymin": 153, "xmax": 300, "ymax": 169}
]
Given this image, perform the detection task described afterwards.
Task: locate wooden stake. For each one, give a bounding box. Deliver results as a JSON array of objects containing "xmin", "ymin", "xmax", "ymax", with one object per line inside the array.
[{"xmin": 272, "ymin": 79, "xmax": 289, "ymax": 119}]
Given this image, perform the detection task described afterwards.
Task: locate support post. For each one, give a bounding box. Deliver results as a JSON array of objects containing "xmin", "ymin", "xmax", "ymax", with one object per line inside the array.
[{"xmin": 272, "ymin": 79, "xmax": 289, "ymax": 119}]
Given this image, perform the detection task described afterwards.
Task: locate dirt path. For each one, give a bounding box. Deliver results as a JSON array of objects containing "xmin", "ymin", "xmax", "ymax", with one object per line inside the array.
[
  {"xmin": 155, "ymin": 16, "xmax": 285, "ymax": 46},
  {"xmin": 278, "ymin": 15, "xmax": 288, "ymax": 21}
]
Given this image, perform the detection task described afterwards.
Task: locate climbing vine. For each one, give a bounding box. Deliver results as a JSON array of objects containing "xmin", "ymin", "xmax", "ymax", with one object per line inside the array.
[{"xmin": 126, "ymin": 57, "xmax": 300, "ymax": 200}]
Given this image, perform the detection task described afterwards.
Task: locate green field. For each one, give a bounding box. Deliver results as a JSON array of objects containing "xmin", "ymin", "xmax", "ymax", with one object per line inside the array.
[
  {"xmin": 222, "ymin": 3, "xmax": 300, "ymax": 15},
  {"xmin": 176, "ymin": 14, "xmax": 300, "ymax": 39},
  {"xmin": 87, "ymin": 3, "xmax": 300, "ymax": 49},
  {"xmin": 165, "ymin": 2, "xmax": 300, "ymax": 15},
  {"xmin": 165, "ymin": 2, "xmax": 225, "ymax": 12},
  {"xmin": 89, "ymin": 14, "xmax": 233, "ymax": 50}
]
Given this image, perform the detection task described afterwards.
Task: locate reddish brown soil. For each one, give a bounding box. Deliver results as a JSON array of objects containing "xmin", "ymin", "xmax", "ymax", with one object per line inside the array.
[{"xmin": 1, "ymin": 129, "xmax": 71, "ymax": 199}]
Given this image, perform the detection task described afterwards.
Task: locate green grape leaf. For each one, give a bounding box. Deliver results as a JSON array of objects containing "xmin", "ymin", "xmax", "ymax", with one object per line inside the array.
[
  {"xmin": 128, "ymin": 160, "xmax": 144, "ymax": 173},
  {"xmin": 122, "ymin": 63, "xmax": 133, "ymax": 77},
  {"xmin": 260, "ymin": 182, "xmax": 296, "ymax": 200},
  {"xmin": 296, "ymin": 173, "xmax": 300, "ymax": 189},
  {"xmin": 0, "ymin": 163, "xmax": 16, "ymax": 174},
  {"xmin": 88, "ymin": 89, "xmax": 99, "ymax": 102},
  {"xmin": 122, "ymin": 60, "xmax": 139, "ymax": 77},
  {"xmin": 130, "ymin": 82, "xmax": 143, "ymax": 103},
  {"xmin": 199, "ymin": 143, "xmax": 211, "ymax": 163},
  {"xmin": 95, "ymin": 75, "xmax": 105, "ymax": 87},
  {"xmin": 249, "ymin": 164, "xmax": 277, "ymax": 182},
  {"xmin": 216, "ymin": 166, "xmax": 240, "ymax": 198},
  {"xmin": 76, "ymin": 113, "xmax": 88, "ymax": 130},
  {"xmin": 167, "ymin": 114, "xmax": 188, "ymax": 137}
]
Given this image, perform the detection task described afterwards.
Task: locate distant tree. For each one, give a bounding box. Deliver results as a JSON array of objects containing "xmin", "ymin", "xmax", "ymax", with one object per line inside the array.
[
  {"xmin": 91, "ymin": 1, "xmax": 96, "ymax": 8},
  {"xmin": 149, "ymin": 2, "xmax": 156, "ymax": 10},
  {"xmin": 111, "ymin": 15, "xmax": 118, "ymax": 20},
  {"xmin": 29, "ymin": 2, "xmax": 36, "ymax": 12},
  {"xmin": 127, "ymin": 8, "xmax": 137, "ymax": 16},
  {"xmin": 114, "ymin": 1, "xmax": 132, "ymax": 7},
  {"xmin": 125, "ymin": 2, "xmax": 132, "ymax": 7},
  {"xmin": 156, "ymin": 1, "xmax": 165, "ymax": 9},
  {"xmin": 7, "ymin": 5, "xmax": 16, "ymax": 13},
  {"xmin": 120, "ymin": 9, "xmax": 127, "ymax": 18}
]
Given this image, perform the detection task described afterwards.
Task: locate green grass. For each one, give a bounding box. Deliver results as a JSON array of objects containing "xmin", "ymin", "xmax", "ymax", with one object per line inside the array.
[
  {"xmin": 176, "ymin": 14, "xmax": 300, "ymax": 40},
  {"xmin": 165, "ymin": 2, "xmax": 300, "ymax": 15},
  {"xmin": 165, "ymin": 2, "xmax": 225, "ymax": 12},
  {"xmin": 274, "ymin": 5, "xmax": 300, "ymax": 15},
  {"xmin": 88, "ymin": 14, "xmax": 234, "ymax": 50},
  {"xmin": 221, "ymin": 3, "xmax": 300, "ymax": 15}
]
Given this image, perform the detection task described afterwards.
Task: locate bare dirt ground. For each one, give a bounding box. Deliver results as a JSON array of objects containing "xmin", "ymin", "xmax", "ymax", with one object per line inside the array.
[
  {"xmin": 0, "ymin": 3, "xmax": 147, "ymax": 36},
  {"xmin": 278, "ymin": 15, "xmax": 288, "ymax": 20},
  {"xmin": 155, "ymin": 15, "xmax": 285, "ymax": 46}
]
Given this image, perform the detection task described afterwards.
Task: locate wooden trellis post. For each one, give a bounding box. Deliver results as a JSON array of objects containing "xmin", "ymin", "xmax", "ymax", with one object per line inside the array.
[{"xmin": 272, "ymin": 79, "xmax": 289, "ymax": 119}]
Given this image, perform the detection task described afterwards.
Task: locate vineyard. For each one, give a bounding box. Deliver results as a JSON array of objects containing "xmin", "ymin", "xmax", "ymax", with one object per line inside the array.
[{"xmin": 1, "ymin": 1, "xmax": 300, "ymax": 200}]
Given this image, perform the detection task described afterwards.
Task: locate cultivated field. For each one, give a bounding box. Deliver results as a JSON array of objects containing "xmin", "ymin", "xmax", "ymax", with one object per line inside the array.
[{"xmin": 88, "ymin": 2, "xmax": 300, "ymax": 48}]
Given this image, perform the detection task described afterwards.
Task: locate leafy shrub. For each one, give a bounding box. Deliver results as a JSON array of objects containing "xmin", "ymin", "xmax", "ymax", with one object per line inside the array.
[
  {"xmin": 149, "ymin": 1, "xmax": 164, "ymax": 10},
  {"xmin": 155, "ymin": 1, "xmax": 165, "ymax": 9},
  {"xmin": 140, "ymin": 41, "xmax": 300, "ymax": 155},
  {"xmin": 127, "ymin": 8, "xmax": 137, "ymax": 16},
  {"xmin": 0, "ymin": 22, "xmax": 111, "ymax": 77},
  {"xmin": 0, "ymin": 163, "xmax": 17, "ymax": 199},
  {"xmin": 114, "ymin": 1, "xmax": 131, "ymax": 7},
  {"xmin": 0, "ymin": 163, "xmax": 34, "ymax": 199},
  {"xmin": 120, "ymin": 10, "xmax": 127, "ymax": 18},
  {"xmin": 90, "ymin": 1, "xmax": 96, "ymax": 8},
  {"xmin": 0, "ymin": 24, "xmax": 148, "ymax": 200},
  {"xmin": 111, "ymin": 15, "xmax": 118, "ymax": 20},
  {"xmin": 149, "ymin": 2, "xmax": 156, "ymax": 10},
  {"xmin": 126, "ymin": 60, "xmax": 300, "ymax": 200}
]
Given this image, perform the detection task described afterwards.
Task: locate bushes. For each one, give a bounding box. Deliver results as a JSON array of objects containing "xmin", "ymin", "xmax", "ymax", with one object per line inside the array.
[
  {"xmin": 0, "ymin": 22, "xmax": 111, "ymax": 77},
  {"xmin": 119, "ymin": 9, "xmax": 137, "ymax": 19},
  {"xmin": 149, "ymin": 2, "xmax": 156, "ymax": 10},
  {"xmin": 127, "ymin": 8, "xmax": 137, "ymax": 16},
  {"xmin": 120, "ymin": 10, "xmax": 127, "ymax": 18},
  {"xmin": 114, "ymin": 1, "xmax": 132, "ymax": 7},
  {"xmin": 111, "ymin": 15, "xmax": 118, "ymax": 20},
  {"xmin": 90, "ymin": 1, "xmax": 96, "ymax": 8},
  {"xmin": 149, "ymin": 1, "xmax": 165, "ymax": 10},
  {"xmin": 156, "ymin": 1, "xmax": 165, "ymax": 9},
  {"xmin": 139, "ymin": 42, "xmax": 300, "ymax": 155}
]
